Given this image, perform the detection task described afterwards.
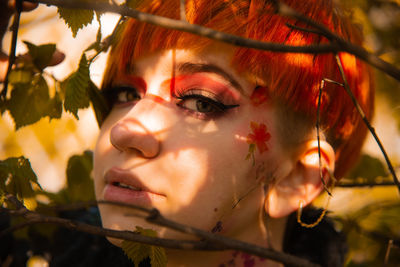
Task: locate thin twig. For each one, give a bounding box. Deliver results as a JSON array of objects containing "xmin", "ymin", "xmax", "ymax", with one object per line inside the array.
[
  {"xmin": 0, "ymin": 0, "xmax": 22, "ymax": 100},
  {"xmin": 285, "ymin": 22, "xmax": 322, "ymax": 36},
  {"xmin": 316, "ymin": 78, "xmax": 344, "ymax": 194},
  {"xmin": 337, "ymin": 181, "xmax": 397, "ymax": 188},
  {"xmin": 317, "ymin": 79, "xmax": 330, "ymax": 194},
  {"xmin": 24, "ymin": 0, "xmax": 400, "ymax": 81},
  {"xmin": 335, "ymin": 54, "xmax": 400, "ymax": 195},
  {"xmin": 179, "ymin": 0, "xmax": 187, "ymax": 22}
]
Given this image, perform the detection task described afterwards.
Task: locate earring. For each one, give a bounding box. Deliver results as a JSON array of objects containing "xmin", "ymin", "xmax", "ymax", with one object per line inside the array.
[{"xmin": 296, "ymin": 167, "xmax": 336, "ymax": 228}]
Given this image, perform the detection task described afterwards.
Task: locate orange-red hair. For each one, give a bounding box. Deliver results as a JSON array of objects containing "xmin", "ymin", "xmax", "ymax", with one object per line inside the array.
[{"xmin": 103, "ymin": 0, "xmax": 374, "ymax": 178}]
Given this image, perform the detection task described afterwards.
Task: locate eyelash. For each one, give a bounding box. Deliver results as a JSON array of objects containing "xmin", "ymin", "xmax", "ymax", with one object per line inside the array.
[{"xmin": 174, "ymin": 88, "xmax": 239, "ymax": 119}]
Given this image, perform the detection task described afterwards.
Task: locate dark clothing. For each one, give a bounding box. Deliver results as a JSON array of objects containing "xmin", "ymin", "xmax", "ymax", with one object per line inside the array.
[
  {"xmin": 0, "ymin": 207, "xmax": 346, "ymax": 266},
  {"xmin": 283, "ymin": 208, "xmax": 347, "ymax": 267}
]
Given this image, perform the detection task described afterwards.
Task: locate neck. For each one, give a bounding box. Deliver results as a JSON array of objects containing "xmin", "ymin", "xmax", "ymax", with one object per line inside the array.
[{"xmin": 164, "ymin": 213, "xmax": 288, "ymax": 267}]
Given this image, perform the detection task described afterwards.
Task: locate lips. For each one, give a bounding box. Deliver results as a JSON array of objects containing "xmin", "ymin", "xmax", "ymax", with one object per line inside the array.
[{"xmin": 103, "ymin": 167, "xmax": 165, "ymax": 206}]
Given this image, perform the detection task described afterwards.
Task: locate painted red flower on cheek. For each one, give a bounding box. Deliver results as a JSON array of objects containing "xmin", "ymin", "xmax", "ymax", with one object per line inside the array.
[{"xmin": 245, "ymin": 122, "xmax": 271, "ymax": 162}]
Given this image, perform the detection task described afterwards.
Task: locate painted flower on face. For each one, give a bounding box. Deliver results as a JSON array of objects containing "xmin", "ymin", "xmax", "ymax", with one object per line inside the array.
[
  {"xmin": 246, "ymin": 122, "xmax": 271, "ymax": 161},
  {"xmin": 250, "ymin": 86, "xmax": 269, "ymax": 106}
]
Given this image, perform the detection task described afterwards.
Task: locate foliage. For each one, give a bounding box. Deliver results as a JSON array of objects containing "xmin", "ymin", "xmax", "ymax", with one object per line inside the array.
[
  {"xmin": 347, "ymin": 154, "xmax": 388, "ymax": 182},
  {"xmin": 0, "ymin": 157, "xmax": 41, "ymax": 203},
  {"xmin": 58, "ymin": 7, "xmax": 95, "ymax": 38},
  {"xmin": 63, "ymin": 54, "xmax": 91, "ymax": 119},
  {"xmin": 122, "ymin": 227, "xmax": 167, "ymax": 267}
]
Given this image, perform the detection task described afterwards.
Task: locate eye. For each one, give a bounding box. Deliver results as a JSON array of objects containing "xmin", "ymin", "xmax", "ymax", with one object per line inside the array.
[
  {"xmin": 105, "ymin": 86, "xmax": 141, "ymax": 106},
  {"xmin": 178, "ymin": 95, "xmax": 222, "ymax": 114},
  {"xmin": 175, "ymin": 89, "xmax": 239, "ymax": 119},
  {"xmin": 117, "ymin": 89, "xmax": 140, "ymax": 103}
]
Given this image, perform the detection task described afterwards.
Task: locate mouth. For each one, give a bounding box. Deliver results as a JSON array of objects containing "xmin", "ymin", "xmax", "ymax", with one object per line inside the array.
[
  {"xmin": 112, "ymin": 181, "xmax": 142, "ymax": 191},
  {"xmin": 103, "ymin": 167, "xmax": 165, "ymax": 205}
]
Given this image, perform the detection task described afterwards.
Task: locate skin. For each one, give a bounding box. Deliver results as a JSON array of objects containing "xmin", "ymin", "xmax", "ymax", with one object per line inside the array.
[{"xmin": 94, "ymin": 49, "xmax": 291, "ymax": 265}]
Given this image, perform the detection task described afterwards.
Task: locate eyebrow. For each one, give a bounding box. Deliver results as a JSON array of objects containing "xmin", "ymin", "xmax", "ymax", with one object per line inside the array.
[{"xmin": 177, "ymin": 62, "xmax": 244, "ymax": 94}]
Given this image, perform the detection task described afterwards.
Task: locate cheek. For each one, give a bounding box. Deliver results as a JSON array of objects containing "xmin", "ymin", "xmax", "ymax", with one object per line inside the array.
[{"xmin": 93, "ymin": 124, "xmax": 114, "ymax": 194}]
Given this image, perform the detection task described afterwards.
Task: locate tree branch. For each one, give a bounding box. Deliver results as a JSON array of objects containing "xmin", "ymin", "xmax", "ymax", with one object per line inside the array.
[
  {"xmin": 24, "ymin": 0, "xmax": 400, "ymax": 81},
  {"xmin": 2, "ymin": 197, "xmax": 320, "ymax": 267},
  {"xmin": 337, "ymin": 181, "xmax": 397, "ymax": 188}
]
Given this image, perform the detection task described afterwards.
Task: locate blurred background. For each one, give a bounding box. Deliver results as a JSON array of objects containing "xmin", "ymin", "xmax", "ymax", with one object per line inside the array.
[{"xmin": 0, "ymin": 0, "xmax": 399, "ymax": 265}]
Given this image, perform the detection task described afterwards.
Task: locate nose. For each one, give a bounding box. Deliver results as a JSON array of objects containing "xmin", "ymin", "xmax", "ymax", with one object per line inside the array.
[{"xmin": 110, "ymin": 117, "xmax": 160, "ymax": 158}]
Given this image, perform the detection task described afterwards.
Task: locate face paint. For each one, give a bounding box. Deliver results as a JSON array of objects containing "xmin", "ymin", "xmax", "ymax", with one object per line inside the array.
[
  {"xmin": 245, "ymin": 122, "xmax": 271, "ymax": 162},
  {"xmin": 250, "ymin": 86, "xmax": 269, "ymax": 106}
]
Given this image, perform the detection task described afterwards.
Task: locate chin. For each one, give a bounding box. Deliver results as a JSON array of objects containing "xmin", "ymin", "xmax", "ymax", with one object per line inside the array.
[{"xmin": 106, "ymin": 236, "xmax": 124, "ymax": 247}]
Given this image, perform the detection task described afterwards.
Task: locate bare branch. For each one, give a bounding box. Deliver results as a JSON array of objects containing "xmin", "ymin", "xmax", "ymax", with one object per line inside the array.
[{"xmin": 24, "ymin": 0, "xmax": 400, "ymax": 81}]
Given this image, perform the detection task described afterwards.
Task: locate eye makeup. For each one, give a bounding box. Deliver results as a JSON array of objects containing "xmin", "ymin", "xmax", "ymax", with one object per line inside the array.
[
  {"xmin": 169, "ymin": 73, "xmax": 241, "ymax": 102},
  {"xmin": 168, "ymin": 73, "xmax": 241, "ymax": 119}
]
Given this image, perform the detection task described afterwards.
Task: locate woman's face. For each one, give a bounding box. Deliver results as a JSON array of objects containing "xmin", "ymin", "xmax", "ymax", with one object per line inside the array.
[{"xmin": 93, "ymin": 49, "xmax": 286, "ymax": 242}]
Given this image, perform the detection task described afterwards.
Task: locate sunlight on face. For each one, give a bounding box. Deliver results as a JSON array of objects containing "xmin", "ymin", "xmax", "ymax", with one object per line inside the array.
[{"xmin": 93, "ymin": 49, "xmax": 285, "ymax": 243}]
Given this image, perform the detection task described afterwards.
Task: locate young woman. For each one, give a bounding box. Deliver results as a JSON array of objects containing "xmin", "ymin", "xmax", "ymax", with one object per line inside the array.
[
  {"xmin": 0, "ymin": 0, "xmax": 373, "ymax": 266},
  {"xmin": 93, "ymin": 0, "xmax": 374, "ymax": 266}
]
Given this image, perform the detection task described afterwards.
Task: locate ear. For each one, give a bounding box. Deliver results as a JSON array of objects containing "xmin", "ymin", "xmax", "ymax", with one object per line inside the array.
[{"xmin": 265, "ymin": 140, "xmax": 335, "ymax": 218}]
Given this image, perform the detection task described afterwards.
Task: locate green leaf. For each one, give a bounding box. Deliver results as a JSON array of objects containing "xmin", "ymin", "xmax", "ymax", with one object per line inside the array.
[
  {"xmin": 88, "ymin": 81, "xmax": 109, "ymax": 127},
  {"xmin": 0, "ymin": 156, "xmax": 40, "ymax": 200},
  {"xmin": 347, "ymin": 154, "xmax": 387, "ymax": 181},
  {"xmin": 8, "ymin": 69, "xmax": 33, "ymax": 84},
  {"xmin": 23, "ymin": 41, "xmax": 56, "ymax": 71},
  {"xmin": 63, "ymin": 54, "xmax": 90, "ymax": 119},
  {"xmin": 47, "ymin": 92, "xmax": 63, "ymax": 120},
  {"xmin": 122, "ymin": 227, "xmax": 167, "ymax": 267},
  {"xmin": 122, "ymin": 240, "xmax": 149, "ymax": 267},
  {"xmin": 58, "ymin": 7, "xmax": 94, "ymax": 38},
  {"xmin": 66, "ymin": 150, "xmax": 95, "ymax": 202},
  {"xmin": 7, "ymin": 74, "xmax": 51, "ymax": 129}
]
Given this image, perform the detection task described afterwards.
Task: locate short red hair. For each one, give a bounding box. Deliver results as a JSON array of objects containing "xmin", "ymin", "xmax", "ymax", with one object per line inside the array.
[{"xmin": 103, "ymin": 0, "xmax": 374, "ymax": 178}]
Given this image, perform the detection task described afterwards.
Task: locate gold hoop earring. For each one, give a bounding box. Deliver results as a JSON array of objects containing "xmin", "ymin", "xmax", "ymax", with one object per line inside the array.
[{"xmin": 297, "ymin": 167, "xmax": 336, "ymax": 228}]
